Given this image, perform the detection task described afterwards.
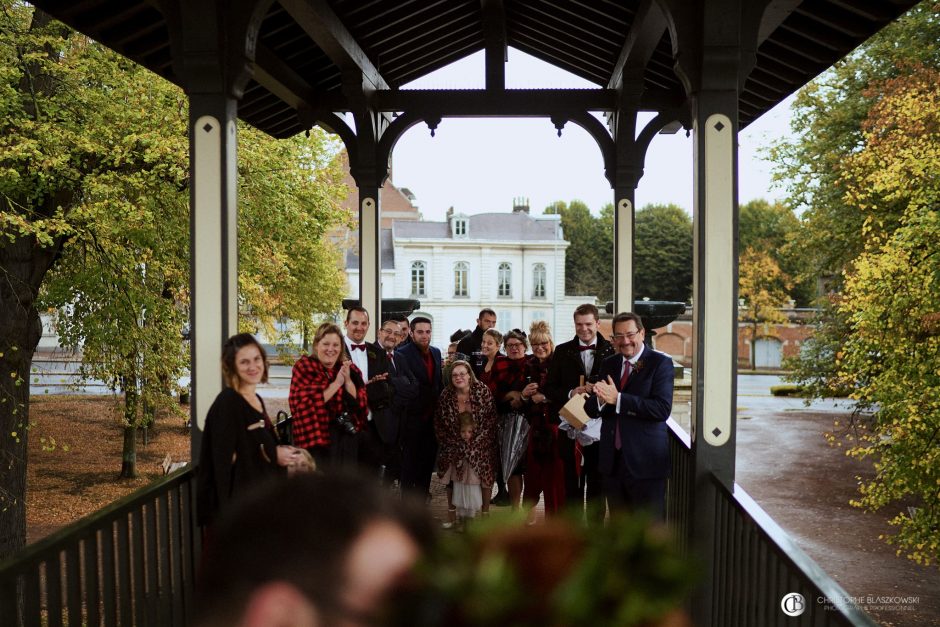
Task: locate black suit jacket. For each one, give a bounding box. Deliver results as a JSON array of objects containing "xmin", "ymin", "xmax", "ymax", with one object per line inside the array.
[
  {"xmin": 543, "ymin": 333, "xmax": 615, "ymax": 410},
  {"xmin": 396, "ymin": 342, "xmax": 443, "ymax": 421},
  {"xmin": 585, "ymin": 346, "xmax": 673, "ymax": 479},
  {"xmin": 347, "ymin": 341, "xmax": 401, "ymax": 444},
  {"xmin": 374, "ymin": 341, "xmax": 419, "ymax": 443}
]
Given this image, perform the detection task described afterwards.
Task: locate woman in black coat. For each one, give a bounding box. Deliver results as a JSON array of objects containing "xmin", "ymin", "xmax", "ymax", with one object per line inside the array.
[{"xmin": 196, "ymin": 333, "xmax": 304, "ymax": 527}]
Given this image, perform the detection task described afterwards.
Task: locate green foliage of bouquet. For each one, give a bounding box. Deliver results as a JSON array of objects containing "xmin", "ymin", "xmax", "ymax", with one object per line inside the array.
[{"xmin": 387, "ymin": 510, "xmax": 697, "ymax": 627}]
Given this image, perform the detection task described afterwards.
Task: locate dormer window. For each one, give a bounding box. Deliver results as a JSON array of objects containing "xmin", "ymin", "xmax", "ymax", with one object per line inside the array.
[{"xmin": 452, "ymin": 216, "xmax": 468, "ymax": 238}]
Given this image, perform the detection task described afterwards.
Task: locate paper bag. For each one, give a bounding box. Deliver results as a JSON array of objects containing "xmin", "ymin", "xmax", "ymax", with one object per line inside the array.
[{"xmin": 559, "ymin": 392, "xmax": 591, "ymax": 431}]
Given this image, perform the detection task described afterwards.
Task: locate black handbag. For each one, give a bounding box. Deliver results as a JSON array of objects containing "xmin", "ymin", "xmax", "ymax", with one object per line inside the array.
[{"xmin": 274, "ymin": 410, "xmax": 293, "ymax": 446}]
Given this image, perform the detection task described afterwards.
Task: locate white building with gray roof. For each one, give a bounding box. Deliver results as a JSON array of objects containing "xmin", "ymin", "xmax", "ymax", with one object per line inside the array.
[{"xmin": 346, "ymin": 202, "xmax": 594, "ymax": 348}]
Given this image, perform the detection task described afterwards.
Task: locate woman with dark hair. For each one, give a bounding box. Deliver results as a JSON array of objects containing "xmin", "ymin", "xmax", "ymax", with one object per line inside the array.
[
  {"xmin": 435, "ymin": 360, "xmax": 498, "ymax": 526},
  {"xmin": 196, "ymin": 333, "xmax": 305, "ymax": 527},
  {"xmin": 289, "ymin": 322, "xmax": 369, "ymax": 469},
  {"xmin": 520, "ymin": 320, "xmax": 565, "ymax": 519}
]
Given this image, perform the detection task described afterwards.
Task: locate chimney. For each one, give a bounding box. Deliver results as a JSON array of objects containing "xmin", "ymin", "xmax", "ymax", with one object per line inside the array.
[
  {"xmin": 446, "ymin": 206, "xmax": 454, "ymax": 219},
  {"xmin": 512, "ymin": 196, "xmax": 530, "ymax": 213}
]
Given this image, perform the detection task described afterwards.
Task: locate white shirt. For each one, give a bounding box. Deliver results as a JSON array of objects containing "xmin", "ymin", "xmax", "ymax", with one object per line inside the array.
[
  {"xmin": 579, "ymin": 338, "xmax": 596, "ymax": 376},
  {"xmin": 345, "ymin": 335, "xmax": 371, "ymax": 421}
]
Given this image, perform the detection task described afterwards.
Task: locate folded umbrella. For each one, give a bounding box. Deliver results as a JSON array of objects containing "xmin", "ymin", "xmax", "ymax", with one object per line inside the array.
[{"xmin": 499, "ymin": 412, "xmax": 530, "ymax": 479}]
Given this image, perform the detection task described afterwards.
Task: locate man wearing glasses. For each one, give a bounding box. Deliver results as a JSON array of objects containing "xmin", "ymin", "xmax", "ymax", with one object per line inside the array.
[{"xmin": 587, "ymin": 311, "xmax": 673, "ymax": 517}]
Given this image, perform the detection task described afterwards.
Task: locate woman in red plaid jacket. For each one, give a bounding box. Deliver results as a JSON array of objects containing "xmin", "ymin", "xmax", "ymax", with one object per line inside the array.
[{"xmin": 289, "ymin": 323, "xmax": 368, "ymax": 469}]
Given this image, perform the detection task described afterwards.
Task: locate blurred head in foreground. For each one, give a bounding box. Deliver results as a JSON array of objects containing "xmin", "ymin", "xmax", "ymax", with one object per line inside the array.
[{"xmin": 194, "ymin": 473, "xmax": 432, "ymax": 627}]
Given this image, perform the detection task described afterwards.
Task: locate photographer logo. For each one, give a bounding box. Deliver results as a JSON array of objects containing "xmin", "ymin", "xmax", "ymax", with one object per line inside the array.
[{"xmin": 781, "ymin": 592, "xmax": 806, "ymax": 617}]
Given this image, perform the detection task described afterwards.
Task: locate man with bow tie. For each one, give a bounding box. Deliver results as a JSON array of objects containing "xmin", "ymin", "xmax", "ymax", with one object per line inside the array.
[
  {"xmin": 543, "ymin": 303, "xmax": 614, "ymax": 519},
  {"xmin": 586, "ymin": 311, "xmax": 673, "ymax": 517},
  {"xmin": 343, "ymin": 306, "xmax": 395, "ymax": 479}
]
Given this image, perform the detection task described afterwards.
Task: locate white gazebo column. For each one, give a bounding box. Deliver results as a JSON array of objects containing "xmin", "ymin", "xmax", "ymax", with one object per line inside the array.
[
  {"xmin": 358, "ymin": 185, "xmax": 381, "ymax": 329},
  {"xmin": 189, "ymin": 95, "xmax": 239, "ymax": 459},
  {"xmin": 177, "ymin": 0, "xmax": 254, "ymax": 460},
  {"xmin": 613, "ymin": 187, "xmax": 635, "ymax": 313},
  {"xmin": 691, "ymin": 97, "xmax": 738, "ymax": 485}
]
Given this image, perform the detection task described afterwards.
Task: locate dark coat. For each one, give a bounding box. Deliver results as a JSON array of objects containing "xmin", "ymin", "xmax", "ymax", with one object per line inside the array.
[
  {"xmin": 585, "ymin": 346, "xmax": 674, "ymax": 479},
  {"xmin": 396, "ymin": 341, "xmax": 443, "ymax": 421},
  {"xmin": 542, "ymin": 333, "xmax": 615, "ymax": 408},
  {"xmin": 196, "ymin": 388, "xmax": 284, "ymax": 525}
]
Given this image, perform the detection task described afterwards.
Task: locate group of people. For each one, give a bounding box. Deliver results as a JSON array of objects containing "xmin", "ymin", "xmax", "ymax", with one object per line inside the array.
[{"xmin": 196, "ymin": 303, "xmax": 675, "ymax": 530}]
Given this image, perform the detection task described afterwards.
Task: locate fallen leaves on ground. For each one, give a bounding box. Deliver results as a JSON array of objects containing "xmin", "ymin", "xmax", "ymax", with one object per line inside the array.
[{"xmin": 26, "ymin": 395, "xmax": 191, "ymax": 543}]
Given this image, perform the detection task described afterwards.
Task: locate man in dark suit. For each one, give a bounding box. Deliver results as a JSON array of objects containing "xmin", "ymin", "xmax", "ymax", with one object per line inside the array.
[
  {"xmin": 587, "ymin": 311, "xmax": 673, "ymax": 517},
  {"xmin": 542, "ymin": 303, "xmax": 614, "ymax": 518},
  {"xmin": 396, "ymin": 316, "xmax": 443, "ymax": 500},
  {"xmin": 343, "ymin": 307, "xmax": 395, "ymax": 479},
  {"xmin": 374, "ymin": 318, "xmax": 418, "ymax": 484}
]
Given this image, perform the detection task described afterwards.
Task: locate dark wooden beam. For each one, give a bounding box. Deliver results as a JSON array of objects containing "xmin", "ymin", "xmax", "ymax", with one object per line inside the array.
[
  {"xmin": 608, "ymin": 0, "xmax": 668, "ymax": 89},
  {"xmin": 481, "ymin": 0, "xmax": 507, "ymax": 90},
  {"xmin": 278, "ymin": 0, "xmax": 388, "ymax": 90},
  {"xmin": 252, "ymin": 43, "xmax": 318, "ymax": 110}
]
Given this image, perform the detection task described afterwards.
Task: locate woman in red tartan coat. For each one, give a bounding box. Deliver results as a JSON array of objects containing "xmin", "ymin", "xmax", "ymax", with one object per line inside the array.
[
  {"xmin": 520, "ymin": 321, "xmax": 566, "ymax": 519},
  {"xmin": 289, "ymin": 322, "xmax": 368, "ymax": 470}
]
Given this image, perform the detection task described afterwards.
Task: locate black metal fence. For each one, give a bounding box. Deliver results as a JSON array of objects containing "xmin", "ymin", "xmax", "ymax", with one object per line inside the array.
[
  {"xmin": 665, "ymin": 419, "xmax": 878, "ymax": 627},
  {"xmin": 0, "ymin": 466, "xmax": 199, "ymax": 627}
]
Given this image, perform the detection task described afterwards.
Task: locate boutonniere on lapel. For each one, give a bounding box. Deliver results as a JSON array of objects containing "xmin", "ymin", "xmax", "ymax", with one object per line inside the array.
[{"xmin": 633, "ymin": 360, "xmax": 644, "ymax": 374}]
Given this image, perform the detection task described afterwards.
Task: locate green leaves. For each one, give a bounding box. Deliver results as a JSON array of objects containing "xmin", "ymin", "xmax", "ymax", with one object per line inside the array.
[{"xmin": 634, "ymin": 203, "xmax": 692, "ymax": 303}]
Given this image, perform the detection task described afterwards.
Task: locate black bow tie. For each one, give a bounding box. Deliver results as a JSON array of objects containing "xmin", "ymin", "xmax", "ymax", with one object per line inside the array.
[
  {"xmin": 351, "ymin": 344, "xmax": 366, "ymax": 351},
  {"xmin": 578, "ymin": 344, "xmax": 595, "ymax": 351}
]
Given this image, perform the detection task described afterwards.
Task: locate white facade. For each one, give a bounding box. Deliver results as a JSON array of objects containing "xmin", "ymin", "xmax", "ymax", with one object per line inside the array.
[{"xmin": 347, "ymin": 210, "xmax": 592, "ymax": 348}]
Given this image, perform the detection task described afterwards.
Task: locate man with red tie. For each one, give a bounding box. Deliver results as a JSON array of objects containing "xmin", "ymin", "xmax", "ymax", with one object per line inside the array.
[
  {"xmin": 542, "ymin": 303, "xmax": 614, "ymax": 519},
  {"xmin": 587, "ymin": 311, "xmax": 673, "ymax": 517}
]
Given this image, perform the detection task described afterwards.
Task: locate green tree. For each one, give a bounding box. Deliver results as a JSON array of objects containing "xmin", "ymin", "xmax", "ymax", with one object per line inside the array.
[
  {"xmin": 739, "ymin": 199, "xmax": 812, "ymax": 306},
  {"xmin": 0, "ymin": 4, "xmax": 349, "ymax": 553},
  {"xmin": 830, "ymin": 65, "xmax": 940, "ymax": 565},
  {"xmin": 634, "ymin": 203, "xmax": 692, "ymax": 303},
  {"xmin": 769, "ymin": 3, "xmax": 940, "ymax": 281},
  {"xmin": 778, "ymin": 3, "xmax": 940, "ymax": 399},
  {"xmin": 545, "ymin": 200, "xmax": 611, "ymax": 302},
  {"xmin": 738, "ymin": 248, "xmax": 791, "ymax": 370},
  {"xmin": 237, "ymin": 125, "xmax": 350, "ymax": 343}
]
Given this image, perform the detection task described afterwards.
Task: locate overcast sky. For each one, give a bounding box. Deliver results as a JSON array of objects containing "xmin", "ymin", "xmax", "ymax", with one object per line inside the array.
[{"xmin": 389, "ymin": 49, "xmax": 795, "ymax": 222}]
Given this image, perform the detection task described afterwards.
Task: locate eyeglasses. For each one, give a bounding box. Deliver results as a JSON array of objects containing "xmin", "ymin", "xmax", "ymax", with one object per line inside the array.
[
  {"xmin": 531, "ymin": 341, "xmax": 551, "ymax": 348},
  {"xmin": 452, "ymin": 372, "xmax": 470, "ymax": 378},
  {"xmin": 612, "ymin": 330, "xmax": 642, "ymax": 341},
  {"xmin": 505, "ymin": 342, "xmax": 526, "ymax": 350}
]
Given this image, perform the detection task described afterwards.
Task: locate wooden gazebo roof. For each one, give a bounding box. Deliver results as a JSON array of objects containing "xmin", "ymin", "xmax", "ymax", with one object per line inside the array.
[{"xmin": 29, "ymin": 0, "xmax": 920, "ymax": 137}]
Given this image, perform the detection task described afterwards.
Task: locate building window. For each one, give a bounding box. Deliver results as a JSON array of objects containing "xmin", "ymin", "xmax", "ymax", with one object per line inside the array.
[
  {"xmin": 411, "ymin": 261, "xmax": 426, "ymax": 297},
  {"xmin": 454, "ymin": 262, "xmax": 469, "ymax": 297},
  {"xmin": 498, "ymin": 310, "xmax": 512, "ymax": 330},
  {"xmin": 454, "ymin": 218, "xmax": 468, "ymax": 237},
  {"xmin": 497, "ymin": 262, "xmax": 512, "ymax": 297},
  {"xmin": 533, "ymin": 263, "xmax": 546, "ymax": 298}
]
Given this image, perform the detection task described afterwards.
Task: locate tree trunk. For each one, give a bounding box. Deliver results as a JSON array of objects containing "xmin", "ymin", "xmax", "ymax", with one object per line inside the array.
[
  {"xmin": 121, "ymin": 380, "xmax": 139, "ymax": 478},
  {"xmin": 0, "ymin": 236, "xmax": 57, "ymax": 560},
  {"xmin": 120, "ymin": 425, "xmax": 138, "ymax": 478}
]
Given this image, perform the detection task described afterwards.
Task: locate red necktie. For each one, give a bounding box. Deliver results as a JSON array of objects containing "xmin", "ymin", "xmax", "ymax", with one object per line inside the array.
[
  {"xmin": 619, "ymin": 359, "xmax": 632, "ymax": 389},
  {"xmin": 351, "ymin": 344, "xmax": 366, "ymax": 351}
]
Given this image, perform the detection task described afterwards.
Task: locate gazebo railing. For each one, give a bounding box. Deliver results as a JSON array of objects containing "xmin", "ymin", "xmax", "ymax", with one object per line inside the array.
[
  {"xmin": 1, "ymin": 425, "xmax": 880, "ymax": 627},
  {"xmin": 666, "ymin": 419, "xmax": 878, "ymax": 626},
  {"xmin": 0, "ymin": 466, "xmax": 199, "ymax": 627}
]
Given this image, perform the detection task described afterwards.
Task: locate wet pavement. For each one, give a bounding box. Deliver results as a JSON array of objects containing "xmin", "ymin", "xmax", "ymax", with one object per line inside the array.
[{"xmin": 734, "ymin": 377, "xmax": 939, "ymax": 627}]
